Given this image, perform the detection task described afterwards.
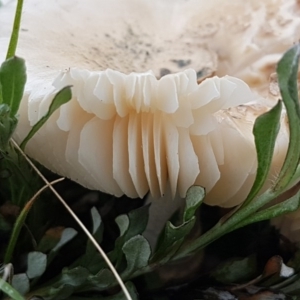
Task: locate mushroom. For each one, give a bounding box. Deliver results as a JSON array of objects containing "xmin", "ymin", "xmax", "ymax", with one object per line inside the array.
[{"xmin": 0, "ymin": 0, "xmax": 299, "ymax": 210}]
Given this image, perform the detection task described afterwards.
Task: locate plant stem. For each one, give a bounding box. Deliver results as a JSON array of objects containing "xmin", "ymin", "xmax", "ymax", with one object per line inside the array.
[{"xmin": 6, "ymin": 0, "xmax": 24, "ymax": 59}]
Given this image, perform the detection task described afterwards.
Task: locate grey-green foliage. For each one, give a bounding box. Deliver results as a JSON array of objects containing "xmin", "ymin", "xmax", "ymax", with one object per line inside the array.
[
  {"xmin": 29, "ymin": 206, "xmax": 146, "ymax": 299},
  {"xmin": 26, "ymin": 252, "xmax": 47, "ymax": 279}
]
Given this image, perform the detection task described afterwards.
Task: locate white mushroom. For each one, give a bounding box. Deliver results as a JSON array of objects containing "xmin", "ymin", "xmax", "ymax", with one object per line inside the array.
[{"xmin": 0, "ymin": 0, "xmax": 299, "ymax": 209}]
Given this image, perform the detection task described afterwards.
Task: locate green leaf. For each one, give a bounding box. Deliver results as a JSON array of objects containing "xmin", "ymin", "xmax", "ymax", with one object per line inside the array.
[
  {"xmin": 12, "ymin": 273, "xmax": 29, "ymax": 295},
  {"xmin": 85, "ymin": 207, "xmax": 103, "ymax": 254},
  {"xmin": 0, "ymin": 278, "xmax": 24, "ymax": 300},
  {"xmin": 26, "ymin": 251, "xmax": 47, "ymax": 279},
  {"xmin": 242, "ymin": 101, "xmax": 282, "ymax": 206},
  {"xmin": 183, "ymin": 186, "xmax": 205, "ymax": 222},
  {"xmin": 275, "ymin": 44, "xmax": 300, "ymax": 191},
  {"xmin": 115, "ymin": 215, "xmax": 129, "ymax": 237},
  {"xmin": 20, "ymin": 86, "xmax": 72, "ymax": 150},
  {"xmin": 211, "ymin": 255, "xmax": 257, "ymax": 284},
  {"xmin": 122, "ymin": 235, "xmax": 151, "ymax": 277},
  {"xmin": 91, "ymin": 207, "xmax": 102, "ymax": 236},
  {"xmin": 0, "ymin": 57, "xmax": 26, "ymax": 116}
]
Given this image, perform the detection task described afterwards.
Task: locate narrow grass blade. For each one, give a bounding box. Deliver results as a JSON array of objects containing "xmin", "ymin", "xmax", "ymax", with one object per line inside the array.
[
  {"xmin": 6, "ymin": 0, "xmax": 24, "ymax": 59},
  {"xmin": 20, "ymin": 86, "xmax": 72, "ymax": 150},
  {"xmin": 0, "ymin": 278, "xmax": 24, "ymax": 300}
]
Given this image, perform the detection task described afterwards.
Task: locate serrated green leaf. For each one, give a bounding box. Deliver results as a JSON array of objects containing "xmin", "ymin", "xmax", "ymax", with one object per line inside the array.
[
  {"xmin": 242, "ymin": 100, "xmax": 282, "ymax": 206},
  {"xmin": 122, "ymin": 235, "xmax": 151, "ymax": 277},
  {"xmin": 0, "ymin": 57, "xmax": 26, "ymax": 116},
  {"xmin": 211, "ymin": 255, "xmax": 257, "ymax": 284},
  {"xmin": 183, "ymin": 186, "xmax": 205, "ymax": 222},
  {"xmin": 275, "ymin": 44, "xmax": 300, "ymax": 191},
  {"xmin": 26, "ymin": 251, "xmax": 47, "ymax": 279},
  {"xmin": 20, "ymin": 86, "xmax": 72, "ymax": 150},
  {"xmin": 0, "ymin": 278, "xmax": 24, "ymax": 300},
  {"xmin": 12, "ymin": 273, "xmax": 29, "ymax": 295}
]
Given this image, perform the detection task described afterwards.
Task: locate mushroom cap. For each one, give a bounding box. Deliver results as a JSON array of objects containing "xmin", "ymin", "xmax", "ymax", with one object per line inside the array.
[{"xmin": 0, "ymin": 0, "xmax": 298, "ymax": 206}]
